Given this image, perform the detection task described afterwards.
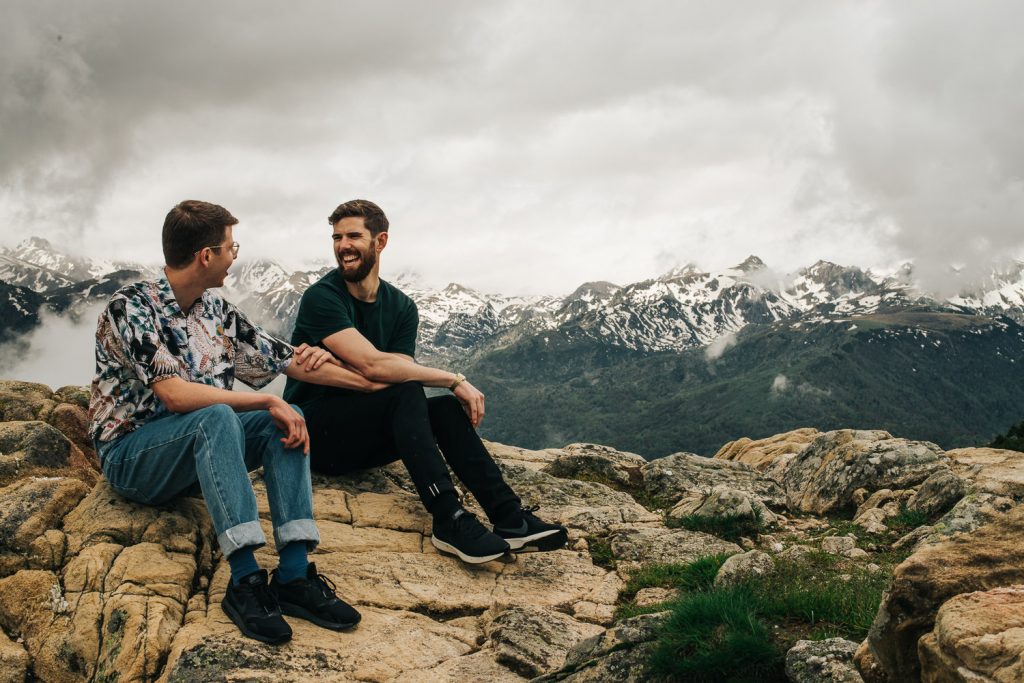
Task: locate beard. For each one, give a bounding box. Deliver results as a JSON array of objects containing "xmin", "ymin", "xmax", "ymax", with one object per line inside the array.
[{"xmin": 337, "ymin": 244, "xmax": 377, "ymax": 282}]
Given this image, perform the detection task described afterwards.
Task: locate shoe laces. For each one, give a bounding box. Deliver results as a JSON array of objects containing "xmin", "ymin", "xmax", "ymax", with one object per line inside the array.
[
  {"xmin": 453, "ymin": 509, "xmax": 490, "ymax": 539},
  {"xmin": 309, "ymin": 571, "xmax": 339, "ymax": 600},
  {"xmin": 245, "ymin": 577, "xmax": 280, "ymax": 615}
]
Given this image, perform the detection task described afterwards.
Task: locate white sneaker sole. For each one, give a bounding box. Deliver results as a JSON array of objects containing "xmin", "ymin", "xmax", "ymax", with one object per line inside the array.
[
  {"xmin": 501, "ymin": 528, "xmax": 564, "ymax": 551},
  {"xmin": 430, "ymin": 535, "xmax": 508, "ymax": 564}
]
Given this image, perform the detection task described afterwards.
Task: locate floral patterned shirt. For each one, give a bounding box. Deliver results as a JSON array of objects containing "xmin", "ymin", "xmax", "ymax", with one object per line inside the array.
[{"xmin": 89, "ymin": 276, "xmax": 293, "ymax": 443}]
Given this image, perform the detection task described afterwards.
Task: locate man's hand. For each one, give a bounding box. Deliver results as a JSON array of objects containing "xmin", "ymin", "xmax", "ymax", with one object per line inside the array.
[
  {"xmin": 453, "ymin": 380, "xmax": 485, "ymax": 427},
  {"xmin": 268, "ymin": 398, "xmax": 310, "ymax": 455},
  {"xmin": 292, "ymin": 343, "xmax": 338, "ymax": 372}
]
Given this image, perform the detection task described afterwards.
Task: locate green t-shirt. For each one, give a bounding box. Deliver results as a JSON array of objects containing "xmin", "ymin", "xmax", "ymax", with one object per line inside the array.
[{"xmin": 283, "ymin": 270, "xmax": 418, "ymax": 406}]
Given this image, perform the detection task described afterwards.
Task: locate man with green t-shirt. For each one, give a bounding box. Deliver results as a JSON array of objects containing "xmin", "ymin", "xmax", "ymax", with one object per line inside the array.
[{"xmin": 284, "ymin": 199, "xmax": 567, "ymax": 564}]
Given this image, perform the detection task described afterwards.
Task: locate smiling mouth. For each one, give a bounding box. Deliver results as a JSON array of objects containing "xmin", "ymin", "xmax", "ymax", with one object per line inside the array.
[{"xmin": 341, "ymin": 254, "xmax": 360, "ymax": 266}]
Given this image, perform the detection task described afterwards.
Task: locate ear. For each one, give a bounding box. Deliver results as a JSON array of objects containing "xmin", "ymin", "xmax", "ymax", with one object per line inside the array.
[{"xmin": 375, "ymin": 231, "xmax": 388, "ymax": 252}]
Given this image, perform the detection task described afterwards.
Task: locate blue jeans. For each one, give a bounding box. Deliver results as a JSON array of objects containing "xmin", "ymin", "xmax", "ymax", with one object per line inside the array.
[{"xmin": 97, "ymin": 403, "xmax": 320, "ymax": 558}]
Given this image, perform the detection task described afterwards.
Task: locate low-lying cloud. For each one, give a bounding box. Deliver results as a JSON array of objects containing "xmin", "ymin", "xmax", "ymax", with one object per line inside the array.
[{"xmin": 0, "ymin": 304, "xmax": 103, "ymax": 388}]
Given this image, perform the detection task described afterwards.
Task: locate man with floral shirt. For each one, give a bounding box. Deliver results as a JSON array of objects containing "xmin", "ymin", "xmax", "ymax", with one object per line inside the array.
[{"xmin": 89, "ymin": 200, "xmax": 379, "ymax": 645}]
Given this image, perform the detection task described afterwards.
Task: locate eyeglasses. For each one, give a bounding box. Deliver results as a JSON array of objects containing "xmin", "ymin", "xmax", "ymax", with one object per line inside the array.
[{"xmin": 195, "ymin": 242, "xmax": 240, "ymax": 258}]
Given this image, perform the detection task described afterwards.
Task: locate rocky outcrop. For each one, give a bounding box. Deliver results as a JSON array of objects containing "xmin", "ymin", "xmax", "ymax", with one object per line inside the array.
[
  {"xmin": 541, "ymin": 443, "xmax": 647, "ymax": 492},
  {"xmin": 864, "ymin": 503, "xmax": 1024, "ymax": 682},
  {"xmin": 641, "ymin": 452, "xmax": 785, "ymax": 508},
  {"xmin": 946, "ymin": 447, "xmax": 1024, "ymax": 497},
  {"xmin": 782, "ymin": 430, "xmax": 948, "ymax": 515},
  {"xmin": 534, "ymin": 612, "xmax": 669, "ymax": 682},
  {"xmin": 713, "ymin": 427, "xmax": 820, "ymax": 479},
  {"xmin": 918, "ymin": 585, "xmax": 1024, "ymax": 682},
  {"xmin": 669, "ymin": 485, "xmax": 779, "ymax": 526}
]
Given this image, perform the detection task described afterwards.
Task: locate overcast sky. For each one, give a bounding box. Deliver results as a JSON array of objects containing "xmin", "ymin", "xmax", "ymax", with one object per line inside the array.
[{"xmin": 2, "ymin": 1, "xmax": 1022, "ymax": 296}]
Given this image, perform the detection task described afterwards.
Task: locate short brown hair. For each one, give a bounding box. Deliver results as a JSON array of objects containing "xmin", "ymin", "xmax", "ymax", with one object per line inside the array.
[
  {"xmin": 327, "ymin": 199, "xmax": 389, "ymax": 237},
  {"xmin": 162, "ymin": 200, "xmax": 238, "ymax": 268}
]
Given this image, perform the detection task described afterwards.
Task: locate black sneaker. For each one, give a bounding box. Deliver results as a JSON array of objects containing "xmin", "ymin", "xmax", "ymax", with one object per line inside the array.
[
  {"xmin": 222, "ymin": 569, "xmax": 292, "ymax": 645},
  {"xmin": 431, "ymin": 508, "xmax": 511, "ymax": 564},
  {"xmin": 494, "ymin": 505, "xmax": 569, "ymax": 552},
  {"xmin": 270, "ymin": 562, "xmax": 361, "ymax": 631}
]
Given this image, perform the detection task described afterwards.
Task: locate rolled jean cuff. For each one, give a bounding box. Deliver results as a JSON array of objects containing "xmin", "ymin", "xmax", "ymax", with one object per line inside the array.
[
  {"xmin": 274, "ymin": 519, "xmax": 320, "ymax": 552},
  {"xmin": 217, "ymin": 520, "xmax": 266, "ymax": 558}
]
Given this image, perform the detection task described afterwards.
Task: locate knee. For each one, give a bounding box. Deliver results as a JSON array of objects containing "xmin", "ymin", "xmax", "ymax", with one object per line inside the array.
[
  {"xmin": 196, "ymin": 403, "xmax": 240, "ymax": 427},
  {"xmin": 290, "ymin": 403, "xmax": 304, "ymax": 418},
  {"xmin": 392, "ymin": 381, "xmax": 427, "ymax": 405},
  {"xmin": 428, "ymin": 394, "xmax": 462, "ymax": 418}
]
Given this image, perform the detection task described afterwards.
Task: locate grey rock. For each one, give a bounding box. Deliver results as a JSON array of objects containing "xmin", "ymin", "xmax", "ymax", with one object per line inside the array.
[
  {"xmin": 608, "ymin": 527, "xmax": 741, "ymax": 565},
  {"xmin": 785, "ymin": 638, "xmax": 864, "ymax": 683},
  {"xmin": 668, "ymin": 485, "xmax": 779, "ymax": 526},
  {"xmin": 907, "ymin": 468, "xmax": 967, "ymax": 517},
  {"xmin": 534, "ymin": 612, "xmax": 668, "ymax": 683},
  {"xmin": 714, "ymin": 550, "xmax": 775, "ymax": 588},
  {"xmin": 783, "ymin": 429, "xmax": 948, "ymax": 515},
  {"xmin": 821, "ymin": 535, "xmax": 857, "ymax": 555},
  {"xmin": 542, "ymin": 443, "xmax": 647, "ymax": 493},
  {"xmin": 902, "ymin": 491, "xmax": 1020, "ymax": 552},
  {"xmin": 485, "ymin": 605, "xmax": 603, "ymax": 678},
  {"xmin": 0, "ymin": 421, "xmax": 75, "ymax": 480},
  {"xmin": 641, "ymin": 452, "xmax": 785, "ymax": 509}
]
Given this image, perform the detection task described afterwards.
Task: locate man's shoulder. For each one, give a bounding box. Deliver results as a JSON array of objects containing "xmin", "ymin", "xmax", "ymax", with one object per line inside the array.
[
  {"xmin": 302, "ymin": 269, "xmax": 345, "ymax": 300},
  {"xmin": 379, "ymin": 278, "xmax": 416, "ymax": 311},
  {"xmin": 107, "ymin": 279, "xmax": 158, "ymax": 309}
]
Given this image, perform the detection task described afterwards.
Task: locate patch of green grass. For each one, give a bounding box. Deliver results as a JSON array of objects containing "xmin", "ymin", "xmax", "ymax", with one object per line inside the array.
[
  {"xmin": 666, "ymin": 509, "xmax": 767, "ymax": 542},
  {"xmin": 887, "ymin": 505, "xmax": 930, "ymax": 532},
  {"xmin": 649, "ymin": 587, "xmax": 786, "ymax": 682},
  {"xmin": 756, "ymin": 558, "xmax": 890, "ymax": 640},
  {"xmin": 638, "ymin": 551, "xmax": 892, "ymax": 682},
  {"xmin": 586, "ymin": 535, "xmax": 615, "ymax": 569},
  {"xmin": 622, "ymin": 554, "xmax": 729, "ymax": 600}
]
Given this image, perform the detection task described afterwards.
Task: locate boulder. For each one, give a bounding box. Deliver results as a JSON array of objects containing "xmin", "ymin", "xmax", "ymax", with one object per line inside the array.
[
  {"xmin": 0, "ymin": 477, "xmax": 90, "ymax": 574},
  {"xmin": 900, "ymin": 491, "xmax": 1017, "ymax": 552},
  {"xmin": 946, "ymin": 447, "xmax": 1024, "ymax": 497},
  {"xmin": 713, "ymin": 427, "xmax": 820, "ymax": 478},
  {"xmin": 786, "ymin": 638, "xmax": 864, "ymax": 683},
  {"xmin": 608, "ymin": 527, "xmax": 740, "ymax": 567},
  {"xmin": 483, "ymin": 605, "xmax": 604, "ymax": 678},
  {"xmin": 53, "ymin": 385, "xmax": 89, "ymax": 410},
  {"xmin": 484, "ymin": 439, "xmax": 563, "ymax": 471},
  {"xmin": 906, "ymin": 469, "xmax": 966, "ymax": 517},
  {"xmin": 864, "ymin": 503, "xmax": 1024, "ymax": 682},
  {"xmin": 0, "ymin": 381, "xmax": 55, "ymax": 422},
  {"xmin": 783, "ymin": 430, "xmax": 948, "ymax": 515},
  {"xmin": 494, "ymin": 463, "xmax": 659, "ymax": 534},
  {"xmin": 821, "ymin": 535, "xmax": 857, "ymax": 556},
  {"xmin": 0, "ymin": 421, "xmax": 77, "ymax": 481},
  {"xmin": 534, "ymin": 611, "xmax": 669, "ymax": 683},
  {"xmin": 48, "ymin": 403, "xmax": 98, "ymax": 471},
  {"xmin": 918, "ymin": 585, "xmax": 1024, "ymax": 683},
  {"xmin": 542, "ymin": 443, "xmax": 647, "ymax": 492},
  {"xmin": 714, "ymin": 550, "xmax": 775, "ymax": 588},
  {"xmin": 0, "ymin": 628, "xmax": 27, "ymax": 683},
  {"xmin": 634, "ymin": 587, "xmax": 678, "ymax": 607},
  {"xmin": 641, "ymin": 452, "xmax": 785, "ymax": 509},
  {"xmin": 668, "ymin": 485, "xmax": 778, "ymax": 526}
]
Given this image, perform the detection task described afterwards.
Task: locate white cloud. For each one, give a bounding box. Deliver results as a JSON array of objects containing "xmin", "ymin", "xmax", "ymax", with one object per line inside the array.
[
  {"xmin": 771, "ymin": 374, "xmax": 789, "ymax": 394},
  {"xmin": 705, "ymin": 332, "xmax": 738, "ymax": 361},
  {"xmin": 0, "ymin": 304, "xmax": 103, "ymax": 388},
  {"xmin": 2, "ymin": 1, "xmax": 1022, "ymax": 296}
]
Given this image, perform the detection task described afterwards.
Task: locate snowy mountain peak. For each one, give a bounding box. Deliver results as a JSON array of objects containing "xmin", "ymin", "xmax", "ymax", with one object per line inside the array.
[{"xmin": 732, "ymin": 255, "xmax": 767, "ymax": 273}]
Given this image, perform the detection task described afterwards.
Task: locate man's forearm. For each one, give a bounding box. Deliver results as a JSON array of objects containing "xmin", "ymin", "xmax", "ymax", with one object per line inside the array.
[
  {"xmin": 152, "ymin": 377, "xmax": 277, "ymax": 413},
  {"xmin": 359, "ymin": 355, "xmax": 458, "ymax": 387},
  {"xmin": 284, "ymin": 360, "xmax": 384, "ymax": 392}
]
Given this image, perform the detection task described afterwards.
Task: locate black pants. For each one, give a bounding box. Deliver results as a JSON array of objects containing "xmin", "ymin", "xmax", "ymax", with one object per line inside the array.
[{"xmin": 304, "ymin": 382, "xmax": 520, "ymax": 522}]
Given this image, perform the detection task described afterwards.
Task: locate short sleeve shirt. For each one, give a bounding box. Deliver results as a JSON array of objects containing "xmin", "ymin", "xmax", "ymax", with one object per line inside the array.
[
  {"xmin": 88, "ymin": 276, "xmax": 294, "ymax": 443},
  {"xmin": 283, "ymin": 270, "xmax": 418, "ymax": 407}
]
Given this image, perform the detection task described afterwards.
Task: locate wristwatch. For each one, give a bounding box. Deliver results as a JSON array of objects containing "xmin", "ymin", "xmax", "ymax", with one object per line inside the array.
[{"xmin": 448, "ymin": 373, "xmax": 467, "ymax": 391}]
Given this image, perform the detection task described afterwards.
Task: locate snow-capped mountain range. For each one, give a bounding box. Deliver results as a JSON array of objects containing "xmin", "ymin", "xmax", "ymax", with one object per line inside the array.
[{"xmin": 2, "ymin": 237, "xmax": 1023, "ymax": 359}]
